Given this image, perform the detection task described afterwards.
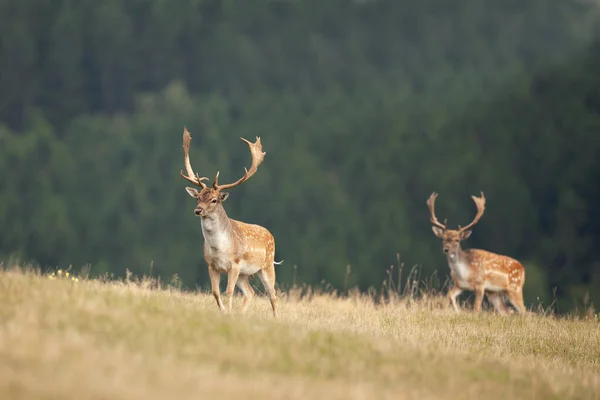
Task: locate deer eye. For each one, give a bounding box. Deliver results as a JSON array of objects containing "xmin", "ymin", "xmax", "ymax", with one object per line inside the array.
[{"xmin": 211, "ymin": 198, "xmax": 218, "ymax": 204}]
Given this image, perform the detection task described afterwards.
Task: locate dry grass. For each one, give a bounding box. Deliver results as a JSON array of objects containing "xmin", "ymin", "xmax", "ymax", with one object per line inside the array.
[{"xmin": 0, "ymin": 266, "xmax": 598, "ymax": 400}]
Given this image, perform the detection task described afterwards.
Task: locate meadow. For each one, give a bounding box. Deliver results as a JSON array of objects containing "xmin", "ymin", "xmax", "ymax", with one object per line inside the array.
[{"xmin": 0, "ymin": 266, "xmax": 598, "ymax": 400}]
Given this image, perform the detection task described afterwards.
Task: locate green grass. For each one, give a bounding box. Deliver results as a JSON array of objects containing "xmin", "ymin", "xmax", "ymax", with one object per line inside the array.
[{"xmin": 0, "ymin": 267, "xmax": 598, "ymax": 399}]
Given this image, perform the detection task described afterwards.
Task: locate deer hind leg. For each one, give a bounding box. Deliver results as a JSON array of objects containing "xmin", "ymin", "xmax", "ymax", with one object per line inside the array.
[
  {"xmin": 486, "ymin": 292, "xmax": 509, "ymax": 315},
  {"xmin": 447, "ymin": 285, "xmax": 463, "ymax": 313},
  {"xmin": 208, "ymin": 266, "xmax": 225, "ymax": 312},
  {"xmin": 257, "ymin": 266, "xmax": 278, "ymax": 317},
  {"xmin": 506, "ymin": 289, "xmax": 527, "ymax": 314},
  {"xmin": 225, "ymin": 265, "xmax": 241, "ymax": 313},
  {"xmin": 236, "ymin": 275, "xmax": 255, "ymax": 313}
]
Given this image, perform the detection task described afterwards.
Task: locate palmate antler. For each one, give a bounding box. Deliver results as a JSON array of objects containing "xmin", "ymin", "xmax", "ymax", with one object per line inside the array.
[
  {"xmin": 180, "ymin": 127, "xmax": 209, "ymax": 189},
  {"xmin": 458, "ymin": 192, "xmax": 486, "ymax": 232},
  {"xmin": 212, "ymin": 136, "xmax": 265, "ymax": 191},
  {"xmin": 427, "ymin": 192, "xmax": 448, "ymax": 231},
  {"xmin": 179, "ymin": 127, "xmax": 266, "ymax": 191},
  {"xmin": 427, "ymin": 191, "xmax": 486, "ymax": 232}
]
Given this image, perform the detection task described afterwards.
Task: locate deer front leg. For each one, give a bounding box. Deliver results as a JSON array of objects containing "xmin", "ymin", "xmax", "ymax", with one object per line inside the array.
[
  {"xmin": 447, "ymin": 285, "xmax": 462, "ymax": 313},
  {"xmin": 225, "ymin": 264, "xmax": 241, "ymax": 313},
  {"xmin": 473, "ymin": 286, "xmax": 485, "ymax": 312},
  {"xmin": 208, "ymin": 266, "xmax": 225, "ymax": 311}
]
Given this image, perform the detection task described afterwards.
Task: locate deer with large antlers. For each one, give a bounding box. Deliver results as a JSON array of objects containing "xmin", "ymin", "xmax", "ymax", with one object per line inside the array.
[
  {"xmin": 426, "ymin": 192, "xmax": 526, "ymax": 314},
  {"xmin": 181, "ymin": 127, "xmax": 280, "ymax": 317}
]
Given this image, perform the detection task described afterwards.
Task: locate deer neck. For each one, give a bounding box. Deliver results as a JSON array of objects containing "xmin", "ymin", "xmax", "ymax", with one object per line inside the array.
[
  {"xmin": 446, "ymin": 246, "xmax": 469, "ymax": 268},
  {"xmin": 200, "ymin": 205, "xmax": 235, "ymax": 250},
  {"xmin": 445, "ymin": 246, "xmax": 476, "ymax": 286}
]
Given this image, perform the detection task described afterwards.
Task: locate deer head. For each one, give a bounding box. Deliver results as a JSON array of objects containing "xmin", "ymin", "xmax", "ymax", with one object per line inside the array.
[
  {"xmin": 180, "ymin": 127, "xmax": 265, "ymax": 217},
  {"xmin": 427, "ymin": 192, "xmax": 486, "ymax": 259}
]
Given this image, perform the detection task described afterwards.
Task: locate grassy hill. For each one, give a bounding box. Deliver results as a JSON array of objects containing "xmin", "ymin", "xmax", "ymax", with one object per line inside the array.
[{"xmin": 0, "ymin": 266, "xmax": 598, "ymax": 400}]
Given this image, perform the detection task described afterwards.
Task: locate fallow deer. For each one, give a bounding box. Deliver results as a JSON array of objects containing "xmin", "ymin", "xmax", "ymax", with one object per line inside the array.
[
  {"xmin": 180, "ymin": 127, "xmax": 279, "ymax": 317},
  {"xmin": 427, "ymin": 192, "xmax": 526, "ymax": 314}
]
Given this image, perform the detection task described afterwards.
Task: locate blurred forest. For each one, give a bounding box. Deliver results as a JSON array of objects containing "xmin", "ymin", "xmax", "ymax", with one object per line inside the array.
[{"xmin": 1, "ymin": 0, "xmax": 599, "ymax": 311}]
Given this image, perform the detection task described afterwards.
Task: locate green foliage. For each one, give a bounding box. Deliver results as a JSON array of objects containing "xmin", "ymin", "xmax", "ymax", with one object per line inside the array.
[{"xmin": 0, "ymin": 0, "xmax": 599, "ymax": 311}]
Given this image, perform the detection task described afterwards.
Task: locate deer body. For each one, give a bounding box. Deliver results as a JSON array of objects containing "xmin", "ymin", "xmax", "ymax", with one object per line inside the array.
[
  {"xmin": 427, "ymin": 192, "xmax": 526, "ymax": 314},
  {"xmin": 181, "ymin": 127, "xmax": 278, "ymax": 316},
  {"xmin": 201, "ymin": 210, "xmax": 274, "ymax": 277},
  {"xmin": 447, "ymin": 249, "xmax": 523, "ymax": 291}
]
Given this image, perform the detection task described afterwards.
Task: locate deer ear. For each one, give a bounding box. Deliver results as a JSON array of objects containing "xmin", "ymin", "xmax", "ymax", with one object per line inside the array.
[
  {"xmin": 219, "ymin": 192, "xmax": 229, "ymax": 202},
  {"xmin": 185, "ymin": 187, "xmax": 199, "ymax": 198},
  {"xmin": 431, "ymin": 226, "xmax": 445, "ymax": 238},
  {"xmin": 459, "ymin": 230, "xmax": 472, "ymax": 240}
]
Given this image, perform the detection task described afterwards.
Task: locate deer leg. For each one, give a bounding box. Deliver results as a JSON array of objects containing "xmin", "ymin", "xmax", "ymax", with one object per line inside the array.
[
  {"xmin": 473, "ymin": 286, "xmax": 485, "ymax": 312},
  {"xmin": 225, "ymin": 265, "xmax": 241, "ymax": 313},
  {"xmin": 257, "ymin": 266, "xmax": 278, "ymax": 317},
  {"xmin": 236, "ymin": 275, "xmax": 255, "ymax": 313},
  {"xmin": 208, "ymin": 266, "xmax": 225, "ymax": 311},
  {"xmin": 486, "ymin": 292, "xmax": 509, "ymax": 315},
  {"xmin": 506, "ymin": 289, "xmax": 527, "ymax": 314},
  {"xmin": 447, "ymin": 286, "xmax": 462, "ymax": 313}
]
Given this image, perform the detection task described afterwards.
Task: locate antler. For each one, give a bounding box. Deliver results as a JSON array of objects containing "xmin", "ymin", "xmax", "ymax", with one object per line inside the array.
[
  {"xmin": 427, "ymin": 192, "xmax": 448, "ymax": 231},
  {"xmin": 212, "ymin": 137, "xmax": 266, "ymax": 191},
  {"xmin": 180, "ymin": 127, "xmax": 209, "ymax": 189},
  {"xmin": 458, "ymin": 192, "xmax": 486, "ymax": 232}
]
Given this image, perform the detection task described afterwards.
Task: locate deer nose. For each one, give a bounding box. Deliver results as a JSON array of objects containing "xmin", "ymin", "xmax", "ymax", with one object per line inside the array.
[
  {"xmin": 194, "ymin": 208, "xmax": 203, "ymax": 216},
  {"xmin": 443, "ymin": 247, "xmax": 449, "ymax": 253}
]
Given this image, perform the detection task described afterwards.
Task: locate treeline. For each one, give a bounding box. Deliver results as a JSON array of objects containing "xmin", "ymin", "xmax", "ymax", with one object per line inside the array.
[{"xmin": 0, "ymin": 0, "xmax": 599, "ymax": 311}]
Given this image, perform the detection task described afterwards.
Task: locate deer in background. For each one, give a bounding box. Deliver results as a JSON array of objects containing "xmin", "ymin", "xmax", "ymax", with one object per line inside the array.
[
  {"xmin": 426, "ymin": 192, "xmax": 526, "ymax": 314},
  {"xmin": 180, "ymin": 127, "xmax": 280, "ymax": 317}
]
